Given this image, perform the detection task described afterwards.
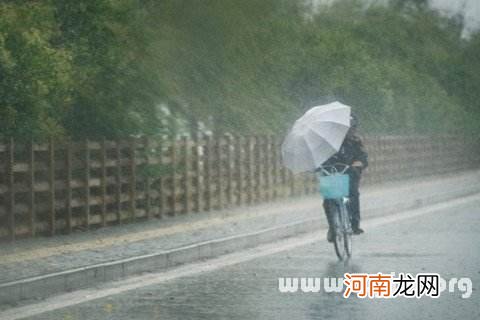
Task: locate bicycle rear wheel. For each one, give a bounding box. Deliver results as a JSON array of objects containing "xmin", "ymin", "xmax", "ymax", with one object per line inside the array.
[
  {"xmin": 344, "ymin": 233, "xmax": 352, "ymax": 258},
  {"xmin": 340, "ymin": 201, "xmax": 352, "ymax": 258}
]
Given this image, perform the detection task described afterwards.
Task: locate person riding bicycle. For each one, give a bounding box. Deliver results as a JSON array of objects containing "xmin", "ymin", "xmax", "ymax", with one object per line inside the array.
[{"xmin": 320, "ymin": 114, "xmax": 368, "ymax": 242}]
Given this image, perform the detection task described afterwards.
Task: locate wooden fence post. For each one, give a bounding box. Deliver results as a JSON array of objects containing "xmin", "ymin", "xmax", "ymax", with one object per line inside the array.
[
  {"xmin": 84, "ymin": 140, "xmax": 90, "ymax": 230},
  {"xmin": 182, "ymin": 136, "xmax": 191, "ymax": 214},
  {"xmin": 65, "ymin": 140, "xmax": 72, "ymax": 233},
  {"xmin": 204, "ymin": 135, "xmax": 212, "ymax": 211},
  {"xmin": 100, "ymin": 138, "xmax": 107, "ymax": 226},
  {"xmin": 364, "ymin": 136, "xmax": 372, "ymax": 184},
  {"xmin": 158, "ymin": 139, "xmax": 165, "ymax": 218},
  {"xmin": 378, "ymin": 137, "xmax": 386, "ymax": 183},
  {"xmin": 408, "ymin": 136, "xmax": 415, "ymax": 177},
  {"xmin": 193, "ymin": 134, "xmax": 202, "ymax": 213},
  {"xmin": 373, "ymin": 136, "xmax": 380, "ymax": 183},
  {"xmin": 281, "ymin": 153, "xmax": 288, "ymax": 198},
  {"xmin": 216, "ymin": 136, "xmax": 224, "ymax": 210},
  {"xmin": 303, "ymin": 173, "xmax": 309, "ymax": 196},
  {"xmin": 115, "ymin": 140, "xmax": 122, "ymax": 224},
  {"xmin": 144, "ymin": 137, "xmax": 152, "ymax": 219},
  {"xmin": 49, "ymin": 138, "xmax": 56, "ymax": 235},
  {"xmin": 289, "ymin": 171, "xmax": 295, "ymax": 197},
  {"xmin": 403, "ymin": 137, "xmax": 410, "ymax": 177},
  {"xmin": 255, "ymin": 135, "xmax": 262, "ymax": 203},
  {"xmin": 28, "ymin": 139, "xmax": 36, "ymax": 236},
  {"xmin": 272, "ymin": 136, "xmax": 279, "ymax": 200},
  {"xmin": 6, "ymin": 138, "xmax": 15, "ymax": 240},
  {"xmin": 129, "ymin": 138, "xmax": 137, "ymax": 220},
  {"xmin": 170, "ymin": 138, "xmax": 177, "ymax": 215},
  {"xmin": 246, "ymin": 136, "xmax": 254, "ymax": 205},
  {"xmin": 264, "ymin": 135, "xmax": 272, "ymax": 201},
  {"xmin": 408, "ymin": 136, "xmax": 415, "ymax": 178},
  {"xmin": 226, "ymin": 135, "xmax": 234, "ymax": 206},
  {"xmin": 235, "ymin": 135, "xmax": 244, "ymax": 206}
]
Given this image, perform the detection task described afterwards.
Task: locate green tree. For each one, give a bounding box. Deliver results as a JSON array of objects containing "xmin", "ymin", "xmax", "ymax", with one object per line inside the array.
[
  {"xmin": 0, "ymin": 1, "xmax": 72, "ymax": 139},
  {"xmin": 54, "ymin": 0, "xmax": 162, "ymax": 139}
]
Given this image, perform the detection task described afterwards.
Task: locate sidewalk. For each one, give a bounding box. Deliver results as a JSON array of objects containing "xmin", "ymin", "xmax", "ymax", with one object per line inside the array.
[{"xmin": 1, "ymin": 170, "xmax": 480, "ymax": 307}]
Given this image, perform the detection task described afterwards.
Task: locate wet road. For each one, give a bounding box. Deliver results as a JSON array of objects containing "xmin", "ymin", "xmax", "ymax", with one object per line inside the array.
[{"xmin": 17, "ymin": 198, "xmax": 480, "ymax": 319}]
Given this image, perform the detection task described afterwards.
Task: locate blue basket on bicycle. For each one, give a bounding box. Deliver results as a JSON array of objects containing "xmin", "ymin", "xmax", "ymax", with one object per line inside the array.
[{"xmin": 318, "ymin": 174, "xmax": 350, "ymax": 199}]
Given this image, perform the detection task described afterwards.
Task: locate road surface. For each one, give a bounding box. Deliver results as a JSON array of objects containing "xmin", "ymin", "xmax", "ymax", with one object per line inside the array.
[{"xmin": 4, "ymin": 196, "xmax": 480, "ymax": 320}]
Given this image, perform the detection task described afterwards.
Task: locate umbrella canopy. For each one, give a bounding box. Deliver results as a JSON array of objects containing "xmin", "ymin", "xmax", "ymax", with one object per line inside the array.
[{"xmin": 281, "ymin": 101, "xmax": 351, "ymax": 173}]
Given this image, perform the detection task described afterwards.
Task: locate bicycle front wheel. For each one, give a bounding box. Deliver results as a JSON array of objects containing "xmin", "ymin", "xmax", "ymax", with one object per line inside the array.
[{"xmin": 333, "ymin": 206, "xmax": 346, "ymax": 261}]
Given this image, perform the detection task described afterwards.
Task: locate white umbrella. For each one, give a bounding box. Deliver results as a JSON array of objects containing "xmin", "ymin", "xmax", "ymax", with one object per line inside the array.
[{"xmin": 281, "ymin": 101, "xmax": 351, "ymax": 173}]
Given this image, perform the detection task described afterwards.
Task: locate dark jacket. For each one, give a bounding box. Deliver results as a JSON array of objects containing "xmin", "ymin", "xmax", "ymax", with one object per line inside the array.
[{"xmin": 324, "ymin": 134, "xmax": 368, "ymax": 172}]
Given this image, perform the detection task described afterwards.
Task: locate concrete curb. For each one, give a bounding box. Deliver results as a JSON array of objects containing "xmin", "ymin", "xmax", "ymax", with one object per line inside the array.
[
  {"xmin": 1, "ymin": 174, "xmax": 480, "ymax": 306},
  {"xmin": 0, "ymin": 218, "xmax": 322, "ymax": 306}
]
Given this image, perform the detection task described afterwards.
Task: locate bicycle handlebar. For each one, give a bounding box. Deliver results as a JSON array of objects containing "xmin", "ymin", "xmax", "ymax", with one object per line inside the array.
[{"xmin": 317, "ymin": 163, "xmax": 350, "ymax": 176}]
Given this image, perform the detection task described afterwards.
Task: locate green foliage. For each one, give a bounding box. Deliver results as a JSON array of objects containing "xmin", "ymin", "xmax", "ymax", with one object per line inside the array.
[
  {"xmin": 288, "ymin": 1, "xmax": 469, "ymax": 134},
  {"xmin": 0, "ymin": 0, "xmax": 163, "ymax": 140},
  {"xmin": 54, "ymin": 0, "xmax": 161, "ymax": 139},
  {"xmin": 0, "ymin": 1, "xmax": 72, "ymax": 139},
  {"xmin": 0, "ymin": 0, "xmax": 479, "ymax": 139},
  {"xmin": 152, "ymin": 0, "xmax": 480, "ymax": 135},
  {"xmin": 150, "ymin": 0, "xmax": 305, "ymax": 135}
]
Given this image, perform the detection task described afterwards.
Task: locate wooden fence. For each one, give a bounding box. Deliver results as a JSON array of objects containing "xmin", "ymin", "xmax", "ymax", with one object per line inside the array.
[{"xmin": 0, "ymin": 135, "xmax": 478, "ymax": 240}]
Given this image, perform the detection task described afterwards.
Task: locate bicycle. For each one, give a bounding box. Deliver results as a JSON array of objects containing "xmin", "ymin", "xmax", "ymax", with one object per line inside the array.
[{"xmin": 316, "ymin": 163, "xmax": 352, "ymax": 261}]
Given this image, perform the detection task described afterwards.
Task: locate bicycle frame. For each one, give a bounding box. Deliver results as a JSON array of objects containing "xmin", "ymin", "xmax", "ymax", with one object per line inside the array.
[{"xmin": 317, "ymin": 163, "xmax": 353, "ymax": 260}]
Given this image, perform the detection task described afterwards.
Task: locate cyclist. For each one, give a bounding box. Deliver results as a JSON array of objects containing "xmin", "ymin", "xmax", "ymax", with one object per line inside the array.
[{"xmin": 320, "ymin": 114, "xmax": 368, "ymax": 242}]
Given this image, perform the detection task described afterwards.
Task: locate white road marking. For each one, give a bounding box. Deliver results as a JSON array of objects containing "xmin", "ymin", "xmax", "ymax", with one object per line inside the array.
[{"xmin": 1, "ymin": 194, "xmax": 479, "ymax": 320}]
